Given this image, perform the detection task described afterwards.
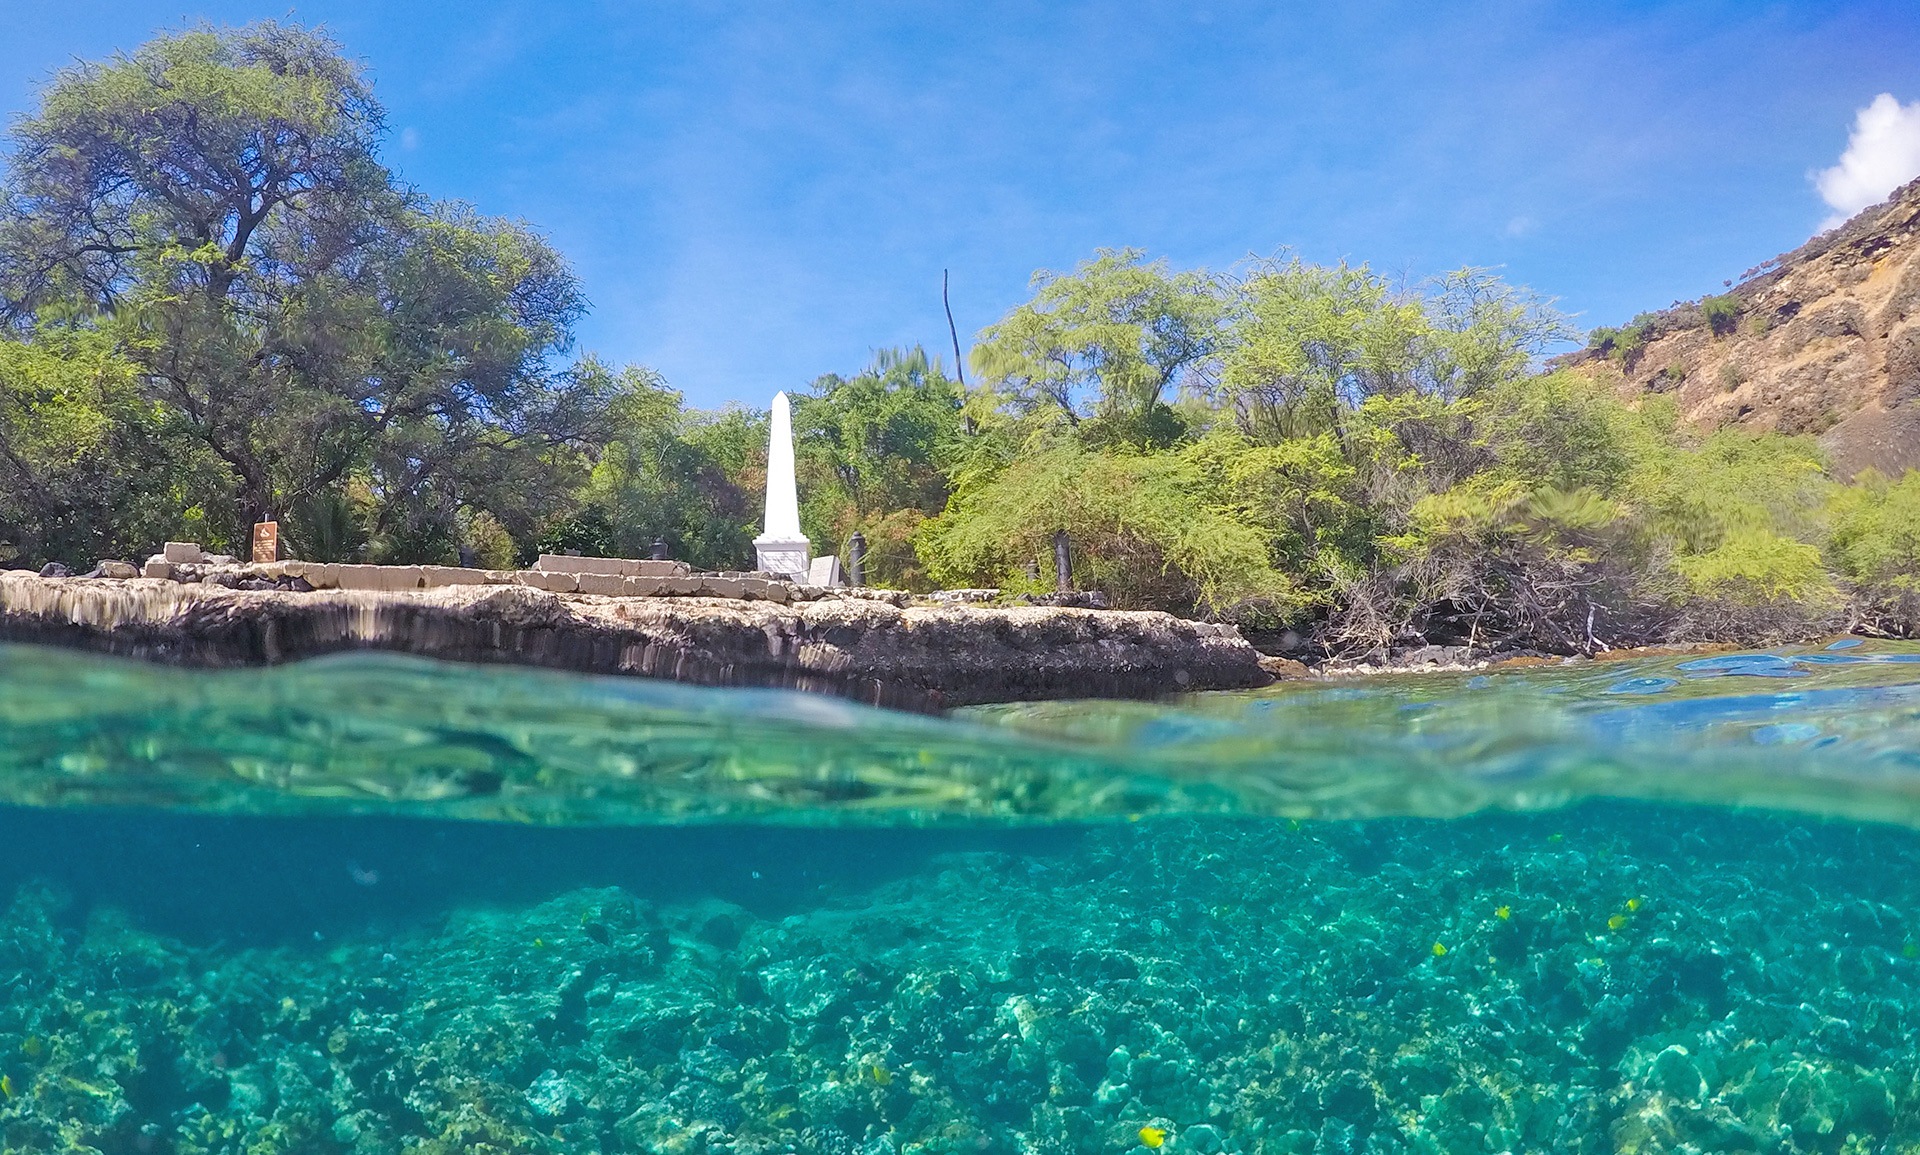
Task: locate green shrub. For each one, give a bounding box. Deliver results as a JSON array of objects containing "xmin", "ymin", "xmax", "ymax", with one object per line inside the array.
[
  {"xmin": 461, "ymin": 510, "xmax": 520, "ymax": 570},
  {"xmin": 1701, "ymin": 294, "xmax": 1742, "ymax": 337},
  {"xmin": 916, "ymin": 438, "xmax": 1295, "ymax": 616},
  {"xmin": 1675, "ymin": 528, "xmax": 1832, "ymax": 602},
  {"xmin": 1588, "ymin": 315, "xmax": 1657, "ymax": 365},
  {"xmin": 1827, "ymin": 471, "xmax": 1920, "ymax": 600}
]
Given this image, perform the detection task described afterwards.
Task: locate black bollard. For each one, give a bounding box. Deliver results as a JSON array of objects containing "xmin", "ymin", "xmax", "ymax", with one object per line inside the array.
[
  {"xmin": 1053, "ymin": 529, "xmax": 1072, "ymax": 593},
  {"xmin": 650, "ymin": 538, "xmax": 668, "ymax": 561},
  {"xmin": 847, "ymin": 531, "xmax": 867, "ymax": 588}
]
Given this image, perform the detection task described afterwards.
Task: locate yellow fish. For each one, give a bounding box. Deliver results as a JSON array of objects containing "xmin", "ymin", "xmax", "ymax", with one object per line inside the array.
[
  {"xmin": 1494, "ymin": 906, "xmax": 1511, "ymax": 920},
  {"xmin": 1626, "ymin": 897, "xmax": 1642, "ymax": 912},
  {"xmin": 1138, "ymin": 1126, "xmax": 1169, "ymax": 1149},
  {"xmin": 1607, "ymin": 914, "xmax": 1628, "ymax": 931},
  {"xmin": 868, "ymin": 1064, "xmax": 892, "ymax": 1086},
  {"xmin": 1431, "ymin": 942, "xmax": 1449, "ymax": 957},
  {"xmin": 20, "ymin": 1036, "xmax": 41, "ymax": 1059},
  {"xmin": 1, "ymin": 1073, "xmax": 13, "ymax": 1099}
]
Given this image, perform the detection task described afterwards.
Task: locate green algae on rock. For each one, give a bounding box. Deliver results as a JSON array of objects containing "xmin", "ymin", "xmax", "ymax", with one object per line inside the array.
[{"xmin": 5, "ymin": 804, "xmax": 1920, "ymax": 1153}]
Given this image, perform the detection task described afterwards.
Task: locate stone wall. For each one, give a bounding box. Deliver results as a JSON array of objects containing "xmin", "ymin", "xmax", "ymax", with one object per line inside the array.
[{"xmin": 137, "ymin": 546, "xmax": 866, "ymax": 604}]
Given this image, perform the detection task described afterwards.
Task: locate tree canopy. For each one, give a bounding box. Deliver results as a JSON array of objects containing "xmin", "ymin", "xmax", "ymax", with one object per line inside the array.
[{"xmin": 0, "ymin": 22, "xmax": 609, "ymax": 561}]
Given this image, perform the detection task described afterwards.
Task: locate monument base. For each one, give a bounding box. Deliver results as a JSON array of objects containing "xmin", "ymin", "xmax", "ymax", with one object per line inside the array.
[{"xmin": 754, "ymin": 535, "xmax": 811, "ymax": 582}]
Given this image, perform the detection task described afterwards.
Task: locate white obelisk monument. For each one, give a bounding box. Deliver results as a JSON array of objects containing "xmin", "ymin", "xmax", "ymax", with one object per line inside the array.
[{"xmin": 753, "ymin": 392, "xmax": 812, "ymax": 579}]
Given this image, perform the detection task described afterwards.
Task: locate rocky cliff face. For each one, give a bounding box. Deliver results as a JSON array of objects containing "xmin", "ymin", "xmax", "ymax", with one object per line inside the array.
[
  {"xmin": 0, "ymin": 573, "xmax": 1271, "ymax": 710},
  {"xmin": 1563, "ymin": 176, "xmax": 1920, "ymax": 479}
]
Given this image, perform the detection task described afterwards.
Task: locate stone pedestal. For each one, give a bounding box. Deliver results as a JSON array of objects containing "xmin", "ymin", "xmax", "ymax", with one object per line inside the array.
[{"xmin": 754, "ymin": 535, "xmax": 811, "ymax": 581}]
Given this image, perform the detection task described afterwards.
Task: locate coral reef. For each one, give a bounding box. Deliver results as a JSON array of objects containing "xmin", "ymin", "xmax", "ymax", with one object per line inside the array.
[{"xmin": 4, "ymin": 803, "xmax": 1920, "ymax": 1153}]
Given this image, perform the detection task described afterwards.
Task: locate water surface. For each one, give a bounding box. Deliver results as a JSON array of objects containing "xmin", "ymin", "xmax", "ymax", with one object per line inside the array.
[
  {"xmin": 3, "ymin": 642, "xmax": 1919, "ymax": 1153},
  {"xmin": 7, "ymin": 641, "xmax": 1920, "ymax": 826}
]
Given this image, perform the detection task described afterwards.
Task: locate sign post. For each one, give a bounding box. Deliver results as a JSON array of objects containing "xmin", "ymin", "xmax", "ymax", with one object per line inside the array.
[{"xmin": 252, "ymin": 521, "xmax": 279, "ymax": 564}]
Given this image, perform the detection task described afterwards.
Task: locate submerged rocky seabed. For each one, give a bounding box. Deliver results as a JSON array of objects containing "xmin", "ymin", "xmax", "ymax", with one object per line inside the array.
[{"xmin": 4, "ymin": 804, "xmax": 1920, "ymax": 1154}]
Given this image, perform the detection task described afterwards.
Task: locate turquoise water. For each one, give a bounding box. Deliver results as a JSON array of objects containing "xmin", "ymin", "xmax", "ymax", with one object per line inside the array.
[{"xmin": 5, "ymin": 643, "xmax": 1920, "ymax": 1151}]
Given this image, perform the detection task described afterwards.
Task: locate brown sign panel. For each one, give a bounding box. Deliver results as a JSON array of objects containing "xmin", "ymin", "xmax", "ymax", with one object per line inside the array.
[{"xmin": 252, "ymin": 521, "xmax": 279, "ymax": 564}]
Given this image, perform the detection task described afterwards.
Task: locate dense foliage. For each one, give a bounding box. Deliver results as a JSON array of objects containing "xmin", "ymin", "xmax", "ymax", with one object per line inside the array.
[
  {"xmin": 920, "ymin": 250, "xmax": 1916, "ymax": 653},
  {"xmin": 5, "ymin": 22, "xmax": 1920, "ymax": 657},
  {"xmin": 0, "ymin": 23, "xmax": 615, "ymax": 563}
]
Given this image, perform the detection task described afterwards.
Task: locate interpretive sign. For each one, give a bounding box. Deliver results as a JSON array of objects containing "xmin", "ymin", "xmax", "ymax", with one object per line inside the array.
[{"xmin": 252, "ymin": 521, "xmax": 279, "ymax": 564}]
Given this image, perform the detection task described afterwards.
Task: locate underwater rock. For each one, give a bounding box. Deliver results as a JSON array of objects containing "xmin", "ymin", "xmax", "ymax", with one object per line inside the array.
[
  {"xmin": 6, "ymin": 806, "xmax": 1920, "ymax": 1151},
  {"xmin": 0, "ymin": 572, "xmax": 1270, "ymax": 710}
]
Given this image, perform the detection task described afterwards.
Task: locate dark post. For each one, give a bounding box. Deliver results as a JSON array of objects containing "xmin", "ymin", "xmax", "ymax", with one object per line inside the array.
[
  {"xmin": 650, "ymin": 538, "xmax": 669, "ymax": 561},
  {"xmin": 944, "ymin": 269, "xmax": 966, "ymax": 387},
  {"xmin": 847, "ymin": 531, "xmax": 868, "ymax": 588},
  {"xmin": 1053, "ymin": 529, "xmax": 1072, "ymax": 593}
]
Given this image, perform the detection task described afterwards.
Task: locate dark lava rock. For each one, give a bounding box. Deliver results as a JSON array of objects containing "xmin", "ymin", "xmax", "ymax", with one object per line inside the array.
[{"xmin": 0, "ymin": 573, "xmax": 1271, "ymax": 710}]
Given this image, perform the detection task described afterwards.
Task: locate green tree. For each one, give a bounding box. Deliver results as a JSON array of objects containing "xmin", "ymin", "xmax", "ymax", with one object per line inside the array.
[
  {"xmin": 1216, "ymin": 259, "xmax": 1575, "ymax": 446},
  {"xmin": 0, "ymin": 327, "xmax": 225, "ymax": 565},
  {"xmin": 970, "ymin": 248, "xmax": 1223, "ymax": 446},
  {"xmin": 1828, "ymin": 470, "xmax": 1920, "ymax": 626},
  {"xmin": 796, "ymin": 347, "xmax": 961, "ymax": 518},
  {"xmin": 0, "ymin": 22, "xmax": 605, "ymax": 561},
  {"xmin": 565, "ymin": 369, "xmax": 758, "ymax": 572},
  {"xmin": 793, "ymin": 346, "xmax": 964, "ymax": 586},
  {"xmin": 1216, "ymin": 258, "xmax": 1428, "ymax": 443},
  {"xmin": 916, "ymin": 437, "xmax": 1294, "ymax": 615},
  {"xmin": 1422, "ymin": 267, "xmax": 1578, "ymax": 399}
]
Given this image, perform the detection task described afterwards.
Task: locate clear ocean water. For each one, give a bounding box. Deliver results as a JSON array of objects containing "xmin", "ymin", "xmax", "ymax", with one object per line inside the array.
[{"xmin": 5, "ymin": 640, "xmax": 1920, "ymax": 1153}]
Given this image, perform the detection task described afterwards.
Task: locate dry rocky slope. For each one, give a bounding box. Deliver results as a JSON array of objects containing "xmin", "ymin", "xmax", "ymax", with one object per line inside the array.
[
  {"xmin": 0, "ymin": 572, "xmax": 1269, "ymax": 711},
  {"xmin": 1561, "ymin": 175, "xmax": 1920, "ymax": 479}
]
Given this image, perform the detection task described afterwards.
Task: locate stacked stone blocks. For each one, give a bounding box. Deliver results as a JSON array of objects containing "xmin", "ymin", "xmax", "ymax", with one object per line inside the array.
[{"xmin": 138, "ymin": 546, "xmax": 801, "ymax": 603}]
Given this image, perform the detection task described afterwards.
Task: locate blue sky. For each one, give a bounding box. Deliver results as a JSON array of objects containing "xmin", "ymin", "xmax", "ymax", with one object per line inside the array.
[{"xmin": 5, "ymin": 2, "xmax": 1919, "ymax": 407}]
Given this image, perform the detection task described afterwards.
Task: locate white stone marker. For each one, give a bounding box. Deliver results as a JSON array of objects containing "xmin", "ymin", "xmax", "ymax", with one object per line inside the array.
[{"xmin": 753, "ymin": 391, "xmax": 812, "ymax": 580}]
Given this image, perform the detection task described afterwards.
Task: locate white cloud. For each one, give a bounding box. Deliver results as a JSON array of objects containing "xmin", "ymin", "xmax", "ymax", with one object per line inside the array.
[{"xmin": 1814, "ymin": 93, "xmax": 1920, "ymax": 230}]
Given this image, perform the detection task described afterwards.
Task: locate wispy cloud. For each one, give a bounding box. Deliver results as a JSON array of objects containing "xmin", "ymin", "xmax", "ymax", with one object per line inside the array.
[{"xmin": 1814, "ymin": 93, "xmax": 1920, "ymax": 230}]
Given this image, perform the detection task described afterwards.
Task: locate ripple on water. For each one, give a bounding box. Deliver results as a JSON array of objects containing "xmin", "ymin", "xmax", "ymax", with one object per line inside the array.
[
  {"xmin": 9, "ymin": 640, "xmax": 1920, "ymax": 829},
  {"xmin": 1676, "ymin": 653, "xmax": 1808, "ymax": 679},
  {"xmin": 1752, "ymin": 722, "xmax": 1823, "ymax": 745},
  {"xmin": 1607, "ymin": 676, "xmax": 1677, "ymax": 695}
]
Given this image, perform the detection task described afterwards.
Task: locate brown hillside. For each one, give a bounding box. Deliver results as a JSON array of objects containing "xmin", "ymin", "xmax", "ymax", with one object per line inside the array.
[{"xmin": 1560, "ymin": 175, "xmax": 1920, "ymax": 479}]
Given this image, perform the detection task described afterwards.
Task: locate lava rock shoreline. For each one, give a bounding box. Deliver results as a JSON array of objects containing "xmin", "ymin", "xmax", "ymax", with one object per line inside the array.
[{"xmin": 0, "ymin": 573, "xmax": 1270, "ymax": 711}]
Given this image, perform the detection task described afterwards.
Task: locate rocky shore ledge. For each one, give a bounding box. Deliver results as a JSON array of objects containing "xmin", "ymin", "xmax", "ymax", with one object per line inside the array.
[{"xmin": 0, "ymin": 572, "xmax": 1270, "ymax": 711}]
